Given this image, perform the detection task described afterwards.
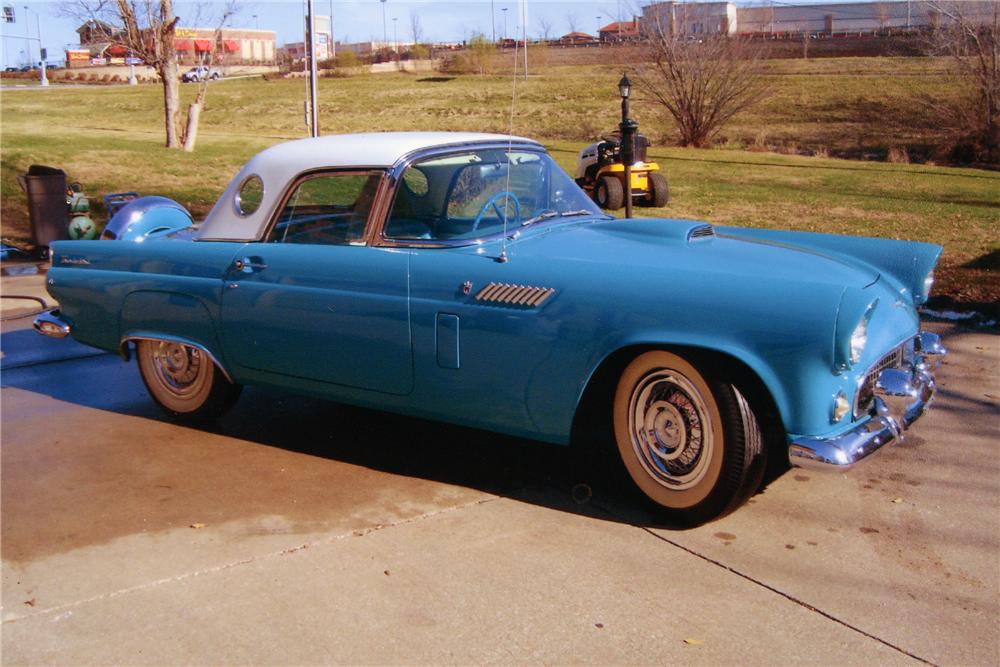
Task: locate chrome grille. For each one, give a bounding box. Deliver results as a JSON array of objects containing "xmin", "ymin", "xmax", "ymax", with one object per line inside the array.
[
  {"xmin": 475, "ymin": 282, "xmax": 556, "ymax": 308},
  {"xmin": 855, "ymin": 345, "xmax": 905, "ymax": 418}
]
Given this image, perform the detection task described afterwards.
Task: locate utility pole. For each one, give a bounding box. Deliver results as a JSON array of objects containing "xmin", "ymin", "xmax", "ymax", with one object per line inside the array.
[
  {"xmin": 521, "ymin": 0, "xmax": 527, "ymax": 79},
  {"xmin": 306, "ymin": 0, "xmax": 319, "ymax": 136},
  {"xmin": 327, "ymin": 0, "xmax": 337, "ymax": 58},
  {"xmin": 23, "ymin": 5, "xmax": 46, "ymax": 86},
  {"xmin": 491, "ymin": 0, "xmax": 496, "ymax": 43},
  {"xmin": 380, "ymin": 0, "xmax": 387, "ymax": 48},
  {"xmin": 501, "ymin": 7, "xmax": 507, "ymax": 41}
]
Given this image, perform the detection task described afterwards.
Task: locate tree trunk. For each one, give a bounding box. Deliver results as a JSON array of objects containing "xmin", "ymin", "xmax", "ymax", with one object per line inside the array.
[
  {"xmin": 160, "ymin": 60, "xmax": 181, "ymax": 148},
  {"xmin": 182, "ymin": 102, "xmax": 202, "ymax": 152}
]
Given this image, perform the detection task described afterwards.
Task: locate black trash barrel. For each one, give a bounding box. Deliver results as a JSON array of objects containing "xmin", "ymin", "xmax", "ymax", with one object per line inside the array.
[{"xmin": 18, "ymin": 165, "xmax": 68, "ymax": 249}]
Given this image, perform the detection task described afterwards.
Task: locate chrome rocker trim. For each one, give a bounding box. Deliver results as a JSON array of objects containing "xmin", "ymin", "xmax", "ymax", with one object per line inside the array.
[
  {"xmin": 33, "ymin": 309, "xmax": 71, "ymax": 338},
  {"xmin": 788, "ymin": 331, "xmax": 945, "ymax": 471}
]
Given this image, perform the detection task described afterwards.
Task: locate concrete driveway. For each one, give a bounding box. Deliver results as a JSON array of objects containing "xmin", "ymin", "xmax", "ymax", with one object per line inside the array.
[{"xmin": 2, "ymin": 272, "xmax": 997, "ymax": 665}]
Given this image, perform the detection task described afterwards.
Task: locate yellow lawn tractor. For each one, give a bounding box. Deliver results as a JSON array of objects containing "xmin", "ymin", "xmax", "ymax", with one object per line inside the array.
[{"xmin": 574, "ymin": 133, "xmax": 669, "ymax": 210}]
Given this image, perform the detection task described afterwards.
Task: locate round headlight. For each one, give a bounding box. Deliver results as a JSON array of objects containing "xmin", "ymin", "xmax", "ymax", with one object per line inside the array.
[{"xmin": 850, "ymin": 318, "xmax": 868, "ymax": 365}]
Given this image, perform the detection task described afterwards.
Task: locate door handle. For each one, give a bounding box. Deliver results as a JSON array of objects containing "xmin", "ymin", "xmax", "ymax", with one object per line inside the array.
[{"xmin": 234, "ymin": 257, "xmax": 268, "ymax": 273}]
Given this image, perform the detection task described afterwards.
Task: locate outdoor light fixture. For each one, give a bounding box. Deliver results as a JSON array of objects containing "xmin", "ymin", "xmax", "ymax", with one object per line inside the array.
[
  {"xmin": 618, "ymin": 71, "xmax": 637, "ymax": 218},
  {"xmin": 618, "ymin": 73, "xmax": 631, "ymax": 99}
]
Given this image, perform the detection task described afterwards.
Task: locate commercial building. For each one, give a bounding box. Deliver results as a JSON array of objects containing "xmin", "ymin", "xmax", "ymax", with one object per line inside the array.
[
  {"xmin": 640, "ymin": 1, "xmax": 998, "ymax": 37},
  {"xmin": 281, "ymin": 15, "xmax": 334, "ymax": 62},
  {"xmin": 73, "ymin": 19, "xmax": 276, "ymax": 66}
]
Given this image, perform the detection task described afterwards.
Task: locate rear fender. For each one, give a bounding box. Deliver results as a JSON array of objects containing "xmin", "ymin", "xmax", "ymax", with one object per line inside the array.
[{"xmin": 120, "ymin": 291, "xmax": 231, "ymax": 380}]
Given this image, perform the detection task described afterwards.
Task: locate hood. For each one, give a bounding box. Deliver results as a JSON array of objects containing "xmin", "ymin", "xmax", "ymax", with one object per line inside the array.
[{"xmin": 508, "ymin": 217, "xmax": 879, "ymax": 290}]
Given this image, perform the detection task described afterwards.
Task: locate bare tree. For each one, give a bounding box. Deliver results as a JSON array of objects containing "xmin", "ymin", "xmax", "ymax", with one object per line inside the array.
[
  {"xmin": 62, "ymin": 0, "xmax": 236, "ymax": 150},
  {"xmin": 410, "ymin": 11, "xmax": 423, "ymax": 45},
  {"xmin": 922, "ymin": 1, "xmax": 999, "ymax": 163},
  {"xmin": 537, "ymin": 16, "xmax": 553, "ymax": 41},
  {"xmin": 875, "ymin": 2, "xmax": 893, "ymax": 34},
  {"xmin": 636, "ymin": 16, "xmax": 771, "ymax": 147},
  {"xmin": 565, "ymin": 13, "xmax": 578, "ymax": 34}
]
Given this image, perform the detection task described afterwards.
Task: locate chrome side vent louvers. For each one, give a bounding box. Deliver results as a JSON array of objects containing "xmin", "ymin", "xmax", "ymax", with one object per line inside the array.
[
  {"xmin": 475, "ymin": 282, "xmax": 556, "ymax": 308},
  {"xmin": 688, "ymin": 225, "xmax": 715, "ymax": 241}
]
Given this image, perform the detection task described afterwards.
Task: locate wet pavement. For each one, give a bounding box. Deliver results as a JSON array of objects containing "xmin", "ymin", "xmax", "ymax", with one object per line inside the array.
[{"xmin": 2, "ymin": 272, "xmax": 998, "ymax": 665}]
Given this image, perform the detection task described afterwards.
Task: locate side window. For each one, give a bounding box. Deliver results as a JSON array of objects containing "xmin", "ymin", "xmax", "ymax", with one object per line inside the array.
[{"xmin": 267, "ymin": 172, "xmax": 381, "ymax": 245}]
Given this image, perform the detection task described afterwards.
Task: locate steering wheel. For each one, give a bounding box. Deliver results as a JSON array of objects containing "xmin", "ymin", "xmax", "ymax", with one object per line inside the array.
[{"xmin": 472, "ymin": 191, "xmax": 521, "ymax": 231}]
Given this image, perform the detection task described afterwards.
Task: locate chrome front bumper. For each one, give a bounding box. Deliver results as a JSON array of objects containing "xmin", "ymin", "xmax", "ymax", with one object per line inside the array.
[
  {"xmin": 788, "ymin": 332, "xmax": 946, "ymax": 471},
  {"xmin": 33, "ymin": 309, "xmax": 71, "ymax": 338}
]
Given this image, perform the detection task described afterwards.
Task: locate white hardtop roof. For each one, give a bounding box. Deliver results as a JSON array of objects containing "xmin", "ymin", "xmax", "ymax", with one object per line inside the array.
[
  {"xmin": 197, "ymin": 132, "xmax": 540, "ymax": 241},
  {"xmin": 254, "ymin": 132, "xmax": 539, "ymax": 170}
]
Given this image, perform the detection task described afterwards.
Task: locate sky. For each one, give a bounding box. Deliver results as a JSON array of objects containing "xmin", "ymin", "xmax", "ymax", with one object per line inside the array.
[
  {"xmin": 1, "ymin": 0, "xmax": 631, "ymax": 67},
  {"xmin": 1, "ymin": 0, "xmax": 886, "ymax": 68}
]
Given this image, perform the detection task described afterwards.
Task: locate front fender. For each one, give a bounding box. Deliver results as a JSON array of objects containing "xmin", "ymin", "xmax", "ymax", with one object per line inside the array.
[{"xmin": 717, "ymin": 226, "xmax": 942, "ymax": 305}]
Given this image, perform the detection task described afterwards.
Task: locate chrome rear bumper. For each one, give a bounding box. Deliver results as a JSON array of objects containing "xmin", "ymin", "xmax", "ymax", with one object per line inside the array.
[
  {"xmin": 33, "ymin": 309, "xmax": 71, "ymax": 338},
  {"xmin": 788, "ymin": 332, "xmax": 945, "ymax": 471}
]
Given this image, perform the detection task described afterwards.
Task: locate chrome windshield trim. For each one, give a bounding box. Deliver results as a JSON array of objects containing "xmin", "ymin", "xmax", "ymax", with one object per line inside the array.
[{"xmin": 373, "ymin": 140, "xmax": 593, "ymax": 249}]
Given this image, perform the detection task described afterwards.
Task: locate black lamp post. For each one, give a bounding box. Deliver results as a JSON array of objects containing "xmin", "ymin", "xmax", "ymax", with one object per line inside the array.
[{"xmin": 618, "ymin": 72, "xmax": 637, "ymax": 219}]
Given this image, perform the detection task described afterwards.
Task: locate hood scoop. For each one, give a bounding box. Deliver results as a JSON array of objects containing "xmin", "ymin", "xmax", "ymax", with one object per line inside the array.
[{"xmin": 687, "ymin": 224, "xmax": 715, "ymax": 242}]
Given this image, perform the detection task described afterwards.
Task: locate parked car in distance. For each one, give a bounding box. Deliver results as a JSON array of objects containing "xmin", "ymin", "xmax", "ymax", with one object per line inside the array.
[
  {"xmin": 181, "ymin": 66, "xmax": 221, "ymax": 82},
  {"xmin": 35, "ymin": 132, "xmax": 946, "ymax": 524}
]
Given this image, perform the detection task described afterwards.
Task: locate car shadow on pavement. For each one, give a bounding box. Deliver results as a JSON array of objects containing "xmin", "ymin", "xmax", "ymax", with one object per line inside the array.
[
  {"xmin": 210, "ymin": 386, "xmax": 675, "ymax": 528},
  {"xmin": 1, "ymin": 349, "xmax": 685, "ymax": 533}
]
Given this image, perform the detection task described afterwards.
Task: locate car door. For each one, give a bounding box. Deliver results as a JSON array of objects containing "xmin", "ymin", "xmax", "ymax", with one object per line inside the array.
[{"xmin": 219, "ymin": 170, "xmax": 413, "ymax": 396}]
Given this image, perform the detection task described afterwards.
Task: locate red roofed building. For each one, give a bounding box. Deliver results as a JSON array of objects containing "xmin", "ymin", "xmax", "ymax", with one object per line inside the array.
[
  {"xmin": 598, "ymin": 18, "xmax": 642, "ymax": 42},
  {"xmin": 558, "ymin": 32, "xmax": 597, "ymax": 45}
]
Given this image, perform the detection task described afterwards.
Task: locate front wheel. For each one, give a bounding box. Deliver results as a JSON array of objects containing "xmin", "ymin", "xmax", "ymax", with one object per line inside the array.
[
  {"xmin": 613, "ymin": 350, "xmax": 765, "ymax": 524},
  {"xmin": 136, "ymin": 340, "xmax": 242, "ymax": 421}
]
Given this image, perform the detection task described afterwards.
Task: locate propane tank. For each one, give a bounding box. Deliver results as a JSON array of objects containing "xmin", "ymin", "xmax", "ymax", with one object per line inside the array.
[
  {"xmin": 68, "ymin": 214, "xmax": 98, "ymax": 240},
  {"xmin": 66, "ymin": 187, "xmax": 98, "ymax": 239}
]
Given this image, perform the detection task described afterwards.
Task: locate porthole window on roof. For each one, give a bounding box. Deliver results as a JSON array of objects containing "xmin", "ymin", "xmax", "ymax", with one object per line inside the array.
[{"xmin": 235, "ymin": 175, "xmax": 264, "ymax": 217}]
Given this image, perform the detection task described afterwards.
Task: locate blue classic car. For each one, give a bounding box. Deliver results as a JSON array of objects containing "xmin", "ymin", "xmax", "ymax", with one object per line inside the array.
[{"xmin": 34, "ymin": 132, "xmax": 946, "ymax": 524}]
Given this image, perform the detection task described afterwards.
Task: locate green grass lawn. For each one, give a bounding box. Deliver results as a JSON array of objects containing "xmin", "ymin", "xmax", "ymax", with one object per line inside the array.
[{"xmin": 2, "ymin": 58, "xmax": 997, "ymax": 311}]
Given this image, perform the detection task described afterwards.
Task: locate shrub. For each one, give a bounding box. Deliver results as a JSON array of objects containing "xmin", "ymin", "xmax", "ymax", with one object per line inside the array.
[{"xmin": 335, "ymin": 50, "xmax": 358, "ymax": 70}]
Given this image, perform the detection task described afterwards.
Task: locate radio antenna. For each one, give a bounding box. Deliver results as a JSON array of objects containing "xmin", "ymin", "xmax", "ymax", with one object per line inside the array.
[{"xmin": 499, "ymin": 36, "xmax": 520, "ymax": 264}]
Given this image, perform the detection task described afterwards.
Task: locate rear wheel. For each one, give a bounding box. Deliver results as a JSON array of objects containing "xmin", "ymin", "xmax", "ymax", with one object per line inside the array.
[
  {"xmin": 136, "ymin": 340, "xmax": 241, "ymax": 421},
  {"xmin": 644, "ymin": 172, "xmax": 670, "ymax": 207},
  {"xmin": 613, "ymin": 350, "xmax": 765, "ymax": 524},
  {"xmin": 595, "ymin": 175, "xmax": 624, "ymax": 210}
]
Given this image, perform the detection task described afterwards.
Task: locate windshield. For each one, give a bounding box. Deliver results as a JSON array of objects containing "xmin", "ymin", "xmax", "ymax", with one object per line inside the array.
[{"xmin": 384, "ymin": 148, "xmax": 605, "ymax": 242}]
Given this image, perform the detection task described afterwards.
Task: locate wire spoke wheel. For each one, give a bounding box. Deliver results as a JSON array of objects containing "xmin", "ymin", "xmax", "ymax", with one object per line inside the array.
[
  {"xmin": 613, "ymin": 350, "xmax": 766, "ymax": 524},
  {"xmin": 628, "ymin": 370, "xmax": 714, "ymax": 491}
]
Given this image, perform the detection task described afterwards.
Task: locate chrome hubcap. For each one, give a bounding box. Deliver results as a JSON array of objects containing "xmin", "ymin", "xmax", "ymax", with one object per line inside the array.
[
  {"xmin": 152, "ymin": 342, "xmax": 205, "ymax": 394},
  {"xmin": 628, "ymin": 370, "xmax": 714, "ymax": 490}
]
